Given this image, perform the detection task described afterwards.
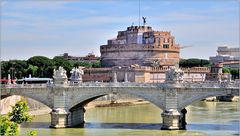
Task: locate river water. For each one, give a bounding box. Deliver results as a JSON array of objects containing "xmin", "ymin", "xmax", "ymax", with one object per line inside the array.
[{"xmin": 20, "ymin": 101, "xmax": 240, "ymax": 136}]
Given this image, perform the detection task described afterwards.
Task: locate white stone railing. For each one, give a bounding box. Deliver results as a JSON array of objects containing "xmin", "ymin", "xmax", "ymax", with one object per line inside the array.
[
  {"xmin": 1, "ymin": 81, "xmax": 239, "ymax": 89},
  {"xmin": 1, "ymin": 84, "xmax": 48, "ymax": 88},
  {"xmin": 181, "ymin": 81, "xmax": 239, "ymax": 88}
]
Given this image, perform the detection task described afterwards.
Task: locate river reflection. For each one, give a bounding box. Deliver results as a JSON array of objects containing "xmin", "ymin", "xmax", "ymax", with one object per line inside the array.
[{"xmin": 20, "ymin": 101, "xmax": 240, "ymax": 136}]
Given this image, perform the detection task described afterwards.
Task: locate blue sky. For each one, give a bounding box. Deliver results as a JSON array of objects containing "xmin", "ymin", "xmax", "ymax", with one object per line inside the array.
[{"xmin": 1, "ymin": 0, "xmax": 239, "ymax": 60}]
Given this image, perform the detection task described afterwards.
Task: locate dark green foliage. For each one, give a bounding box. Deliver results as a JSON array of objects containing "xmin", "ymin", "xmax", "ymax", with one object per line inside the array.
[
  {"xmin": 8, "ymin": 100, "xmax": 32, "ymax": 124},
  {"xmin": 1, "ymin": 55, "xmax": 101, "ymax": 79},
  {"xmin": 0, "ymin": 116, "xmax": 18, "ymax": 136},
  {"xmin": 222, "ymin": 67, "xmax": 230, "ymax": 73},
  {"xmin": 230, "ymin": 68, "xmax": 239, "ymax": 79},
  {"xmin": 221, "ymin": 67, "xmax": 239, "ymax": 79},
  {"xmin": 73, "ymin": 60, "xmax": 101, "ymax": 68},
  {"xmin": 53, "ymin": 56, "xmax": 74, "ymax": 77},
  {"xmin": 26, "ymin": 65, "xmax": 39, "ymax": 77},
  {"xmin": 74, "ymin": 61, "xmax": 92, "ymax": 68},
  {"xmin": 1, "ymin": 60, "xmax": 28, "ymax": 79},
  {"xmin": 179, "ymin": 58, "xmax": 210, "ymax": 68},
  {"xmin": 0, "ymin": 100, "xmax": 33, "ymax": 136},
  {"xmin": 92, "ymin": 60, "xmax": 101, "ymax": 68},
  {"xmin": 27, "ymin": 56, "xmax": 54, "ymax": 77}
]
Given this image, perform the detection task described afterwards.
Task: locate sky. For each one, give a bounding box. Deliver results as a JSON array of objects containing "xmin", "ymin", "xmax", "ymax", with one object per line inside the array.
[{"xmin": 1, "ymin": 0, "xmax": 239, "ymax": 60}]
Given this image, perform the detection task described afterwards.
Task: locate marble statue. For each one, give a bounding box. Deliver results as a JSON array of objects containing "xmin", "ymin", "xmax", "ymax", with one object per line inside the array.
[
  {"xmin": 53, "ymin": 66, "xmax": 68, "ymax": 85},
  {"xmin": 70, "ymin": 66, "xmax": 84, "ymax": 85},
  {"xmin": 165, "ymin": 67, "xmax": 184, "ymax": 83},
  {"xmin": 151, "ymin": 60, "xmax": 161, "ymax": 68}
]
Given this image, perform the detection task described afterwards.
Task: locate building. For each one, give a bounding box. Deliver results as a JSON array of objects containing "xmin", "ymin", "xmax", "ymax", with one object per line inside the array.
[
  {"xmin": 83, "ymin": 66, "xmax": 209, "ymax": 83},
  {"xmin": 210, "ymin": 46, "xmax": 240, "ymax": 65},
  {"xmin": 217, "ymin": 46, "xmax": 239, "ymax": 57},
  {"xmin": 220, "ymin": 61, "xmax": 240, "ymax": 68},
  {"xmin": 60, "ymin": 53, "xmax": 100, "ymax": 63},
  {"xmin": 100, "ymin": 25, "xmax": 180, "ymax": 67},
  {"xmin": 80, "ymin": 24, "xmax": 210, "ymax": 83}
]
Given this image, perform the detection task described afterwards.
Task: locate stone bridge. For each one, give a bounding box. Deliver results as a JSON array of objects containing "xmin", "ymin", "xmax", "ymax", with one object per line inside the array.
[{"xmin": 1, "ymin": 81, "xmax": 239, "ymax": 130}]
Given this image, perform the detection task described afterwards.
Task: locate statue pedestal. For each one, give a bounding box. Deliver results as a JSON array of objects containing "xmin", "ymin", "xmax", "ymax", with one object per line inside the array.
[{"xmin": 54, "ymin": 78, "xmax": 68, "ymax": 85}]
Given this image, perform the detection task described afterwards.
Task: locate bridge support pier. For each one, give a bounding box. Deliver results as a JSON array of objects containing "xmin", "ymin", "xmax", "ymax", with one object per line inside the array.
[
  {"xmin": 68, "ymin": 106, "xmax": 85, "ymax": 127},
  {"xmin": 50, "ymin": 108, "xmax": 69, "ymax": 128},
  {"xmin": 161, "ymin": 109, "xmax": 185, "ymax": 130}
]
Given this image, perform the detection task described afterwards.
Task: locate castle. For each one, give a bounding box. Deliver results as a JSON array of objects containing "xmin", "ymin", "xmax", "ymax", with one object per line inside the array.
[
  {"xmin": 80, "ymin": 24, "xmax": 210, "ymax": 83},
  {"xmin": 100, "ymin": 25, "xmax": 180, "ymax": 67}
]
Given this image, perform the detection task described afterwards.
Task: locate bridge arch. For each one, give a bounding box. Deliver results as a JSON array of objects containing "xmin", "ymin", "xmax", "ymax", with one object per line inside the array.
[
  {"xmin": 68, "ymin": 87, "xmax": 165, "ymax": 111},
  {"xmin": 0, "ymin": 95, "xmax": 52, "ymax": 111},
  {"xmin": 1, "ymin": 88, "xmax": 54, "ymax": 109},
  {"xmin": 178, "ymin": 89, "xmax": 228, "ymax": 110}
]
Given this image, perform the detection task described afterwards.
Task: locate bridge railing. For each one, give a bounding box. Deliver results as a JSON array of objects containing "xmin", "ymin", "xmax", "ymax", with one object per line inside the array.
[
  {"xmin": 1, "ymin": 84, "xmax": 48, "ymax": 88},
  {"xmin": 181, "ymin": 81, "xmax": 239, "ymax": 88},
  {"xmin": 1, "ymin": 81, "xmax": 239, "ymax": 89}
]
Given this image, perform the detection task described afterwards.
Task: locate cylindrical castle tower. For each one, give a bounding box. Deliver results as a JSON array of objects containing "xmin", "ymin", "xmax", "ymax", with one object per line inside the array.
[{"xmin": 100, "ymin": 26, "xmax": 180, "ymax": 67}]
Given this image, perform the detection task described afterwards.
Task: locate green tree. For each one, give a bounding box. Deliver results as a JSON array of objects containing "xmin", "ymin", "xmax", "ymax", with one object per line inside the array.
[
  {"xmin": 1, "ymin": 61, "xmax": 10, "ymax": 79},
  {"xmin": 179, "ymin": 58, "xmax": 210, "ymax": 68},
  {"xmin": 53, "ymin": 56, "xmax": 74, "ymax": 77},
  {"xmin": 74, "ymin": 61, "xmax": 92, "ymax": 68},
  {"xmin": 0, "ymin": 116, "xmax": 18, "ymax": 136},
  {"xmin": 1, "ymin": 60, "xmax": 28, "ymax": 79},
  {"xmin": 27, "ymin": 56, "xmax": 54, "ymax": 77},
  {"xmin": 230, "ymin": 68, "xmax": 239, "ymax": 79},
  {"xmin": 92, "ymin": 60, "xmax": 101, "ymax": 68},
  {"xmin": 0, "ymin": 100, "xmax": 33, "ymax": 136},
  {"xmin": 222, "ymin": 67, "xmax": 230, "ymax": 73},
  {"xmin": 8, "ymin": 100, "xmax": 32, "ymax": 124},
  {"xmin": 26, "ymin": 65, "xmax": 39, "ymax": 77}
]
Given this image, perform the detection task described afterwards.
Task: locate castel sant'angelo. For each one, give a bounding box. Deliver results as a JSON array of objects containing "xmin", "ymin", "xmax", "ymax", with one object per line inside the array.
[
  {"xmin": 100, "ymin": 24, "xmax": 180, "ymax": 67},
  {"xmin": 82, "ymin": 19, "xmax": 209, "ymax": 83}
]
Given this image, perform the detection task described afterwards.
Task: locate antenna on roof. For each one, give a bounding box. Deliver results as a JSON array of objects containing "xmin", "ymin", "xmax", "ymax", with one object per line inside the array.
[{"xmin": 138, "ymin": 0, "xmax": 141, "ymax": 26}]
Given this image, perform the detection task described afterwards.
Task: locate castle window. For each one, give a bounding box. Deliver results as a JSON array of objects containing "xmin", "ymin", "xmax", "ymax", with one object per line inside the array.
[{"xmin": 163, "ymin": 44, "xmax": 169, "ymax": 48}]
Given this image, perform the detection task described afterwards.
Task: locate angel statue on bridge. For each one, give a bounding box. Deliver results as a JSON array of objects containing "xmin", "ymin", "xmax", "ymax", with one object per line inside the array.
[{"xmin": 70, "ymin": 66, "xmax": 85, "ymax": 85}]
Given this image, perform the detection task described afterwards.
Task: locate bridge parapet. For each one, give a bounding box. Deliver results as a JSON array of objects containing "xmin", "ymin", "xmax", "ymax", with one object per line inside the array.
[
  {"xmin": 1, "ymin": 81, "xmax": 239, "ymax": 89},
  {"xmin": 181, "ymin": 81, "xmax": 239, "ymax": 89},
  {"xmin": 1, "ymin": 84, "xmax": 49, "ymax": 88}
]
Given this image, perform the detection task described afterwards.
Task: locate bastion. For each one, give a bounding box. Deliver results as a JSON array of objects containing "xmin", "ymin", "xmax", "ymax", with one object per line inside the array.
[{"xmin": 100, "ymin": 25, "xmax": 180, "ymax": 67}]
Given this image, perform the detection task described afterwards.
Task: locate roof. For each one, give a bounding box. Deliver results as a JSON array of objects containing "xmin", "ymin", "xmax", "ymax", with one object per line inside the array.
[
  {"xmin": 220, "ymin": 61, "xmax": 240, "ymax": 65},
  {"xmin": 17, "ymin": 77, "xmax": 53, "ymax": 82}
]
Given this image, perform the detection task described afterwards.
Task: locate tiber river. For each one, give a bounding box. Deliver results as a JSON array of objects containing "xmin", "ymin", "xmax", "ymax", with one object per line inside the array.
[{"xmin": 20, "ymin": 101, "xmax": 240, "ymax": 136}]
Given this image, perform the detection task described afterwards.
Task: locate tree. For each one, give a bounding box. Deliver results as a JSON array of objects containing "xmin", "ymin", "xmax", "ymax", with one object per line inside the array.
[
  {"xmin": 1, "ymin": 61, "xmax": 10, "ymax": 79},
  {"xmin": 8, "ymin": 100, "xmax": 32, "ymax": 124},
  {"xmin": 53, "ymin": 56, "xmax": 74, "ymax": 77},
  {"xmin": 92, "ymin": 60, "xmax": 101, "ymax": 68},
  {"xmin": 0, "ymin": 116, "xmax": 18, "ymax": 136},
  {"xmin": 74, "ymin": 61, "xmax": 92, "ymax": 68},
  {"xmin": 1, "ymin": 60, "xmax": 28, "ymax": 79},
  {"xmin": 222, "ymin": 67, "xmax": 230, "ymax": 73},
  {"xmin": 27, "ymin": 56, "xmax": 54, "ymax": 77},
  {"xmin": 26, "ymin": 65, "xmax": 39, "ymax": 77},
  {"xmin": 0, "ymin": 100, "xmax": 33, "ymax": 136},
  {"xmin": 179, "ymin": 58, "xmax": 210, "ymax": 68},
  {"xmin": 230, "ymin": 68, "xmax": 239, "ymax": 79}
]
